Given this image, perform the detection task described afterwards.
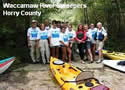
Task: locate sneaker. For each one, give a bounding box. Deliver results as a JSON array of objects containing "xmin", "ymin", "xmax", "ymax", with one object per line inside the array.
[
  {"xmin": 80, "ymin": 60, "xmax": 85, "ymax": 64},
  {"xmin": 96, "ymin": 59, "xmax": 102, "ymax": 63},
  {"xmin": 88, "ymin": 61, "xmax": 93, "ymax": 64}
]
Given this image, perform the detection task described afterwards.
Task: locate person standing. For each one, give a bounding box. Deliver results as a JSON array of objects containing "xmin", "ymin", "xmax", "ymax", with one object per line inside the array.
[
  {"xmin": 75, "ymin": 24, "xmax": 87, "ymax": 64},
  {"xmin": 27, "ymin": 20, "xmax": 40, "ymax": 63},
  {"xmin": 48, "ymin": 22, "xmax": 60, "ymax": 58},
  {"xmin": 84, "ymin": 24, "xmax": 94, "ymax": 63},
  {"xmin": 88, "ymin": 23, "xmax": 97, "ymax": 61},
  {"xmin": 59, "ymin": 27, "xmax": 72, "ymax": 62},
  {"xmin": 66, "ymin": 24, "xmax": 76, "ymax": 60},
  {"xmin": 37, "ymin": 24, "xmax": 50, "ymax": 64},
  {"xmin": 96, "ymin": 22, "xmax": 107, "ymax": 63},
  {"xmin": 45, "ymin": 19, "xmax": 51, "ymax": 31}
]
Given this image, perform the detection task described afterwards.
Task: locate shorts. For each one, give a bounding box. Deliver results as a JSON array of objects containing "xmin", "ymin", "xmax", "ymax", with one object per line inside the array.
[
  {"xmin": 96, "ymin": 40, "xmax": 104, "ymax": 50},
  {"xmin": 60, "ymin": 45, "xmax": 65, "ymax": 47},
  {"xmin": 86, "ymin": 41, "xmax": 92, "ymax": 49},
  {"xmin": 50, "ymin": 45, "xmax": 60, "ymax": 48}
]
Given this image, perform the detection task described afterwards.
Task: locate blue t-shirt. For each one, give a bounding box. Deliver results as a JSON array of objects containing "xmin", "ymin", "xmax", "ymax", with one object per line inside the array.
[
  {"xmin": 52, "ymin": 31, "xmax": 60, "ymax": 38},
  {"xmin": 91, "ymin": 30, "xmax": 97, "ymax": 39},
  {"xmin": 68, "ymin": 33, "xmax": 73, "ymax": 39},
  {"xmin": 31, "ymin": 30, "xmax": 38, "ymax": 38},
  {"xmin": 40, "ymin": 31, "xmax": 48, "ymax": 40},
  {"xmin": 63, "ymin": 34, "xmax": 69, "ymax": 42}
]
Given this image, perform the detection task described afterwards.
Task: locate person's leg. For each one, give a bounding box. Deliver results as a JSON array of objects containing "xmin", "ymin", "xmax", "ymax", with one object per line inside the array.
[
  {"xmin": 67, "ymin": 47, "xmax": 72, "ymax": 62},
  {"xmin": 30, "ymin": 41, "xmax": 36, "ymax": 63},
  {"xmin": 91, "ymin": 44, "xmax": 96, "ymax": 60},
  {"xmin": 36, "ymin": 41, "xmax": 40, "ymax": 62},
  {"xmin": 97, "ymin": 41, "xmax": 104, "ymax": 63},
  {"xmin": 81, "ymin": 43, "xmax": 86, "ymax": 60},
  {"xmin": 87, "ymin": 49, "xmax": 93, "ymax": 62},
  {"xmin": 71, "ymin": 42, "xmax": 75, "ymax": 60},
  {"xmin": 78, "ymin": 44, "xmax": 83, "ymax": 60},
  {"xmin": 78, "ymin": 43, "xmax": 85, "ymax": 63},
  {"xmin": 98, "ymin": 49, "xmax": 102, "ymax": 60},
  {"xmin": 45, "ymin": 40, "xmax": 50, "ymax": 63},
  {"xmin": 51, "ymin": 47, "xmax": 55, "ymax": 57},
  {"xmin": 86, "ymin": 41, "xmax": 93, "ymax": 62},
  {"xmin": 40, "ymin": 40, "xmax": 46, "ymax": 64},
  {"xmin": 62, "ymin": 47, "xmax": 66, "ymax": 61},
  {"xmin": 55, "ymin": 46, "xmax": 59, "ymax": 58},
  {"xmin": 84, "ymin": 42, "xmax": 89, "ymax": 61}
]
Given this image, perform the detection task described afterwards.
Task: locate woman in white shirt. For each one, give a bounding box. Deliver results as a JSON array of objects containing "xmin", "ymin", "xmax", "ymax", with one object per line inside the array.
[
  {"xmin": 37, "ymin": 24, "xmax": 50, "ymax": 64},
  {"xmin": 84, "ymin": 24, "xmax": 94, "ymax": 63},
  {"xmin": 88, "ymin": 23, "xmax": 97, "ymax": 61},
  {"xmin": 59, "ymin": 27, "xmax": 72, "ymax": 63},
  {"xmin": 66, "ymin": 24, "xmax": 76, "ymax": 60},
  {"xmin": 48, "ymin": 22, "xmax": 60, "ymax": 58}
]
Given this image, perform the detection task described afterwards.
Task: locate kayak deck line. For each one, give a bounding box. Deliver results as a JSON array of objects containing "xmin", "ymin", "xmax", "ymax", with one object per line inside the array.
[{"xmin": 50, "ymin": 57, "xmax": 110, "ymax": 90}]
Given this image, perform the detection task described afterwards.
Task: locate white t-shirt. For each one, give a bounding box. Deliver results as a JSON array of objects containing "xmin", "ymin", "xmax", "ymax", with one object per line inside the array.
[
  {"xmin": 96, "ymin": 28, "xmax": 107, "ymax": 40},
  {"xmin": 48, "ymin": 28, "xmax": 60, "ymax": 46},
  {"xmin": 27, "ymin": 27, "xmax": 40, "ymax": 40},
  {"xmin": 38, "ymin": 30, "xmax": 48, "ymax": 40},
  {"xmin": 59, "ymin": 32, "xmax": 69, "ymax": 45},
  {"xmin": 65, "ymin": 27, "xmax": 69, "ymax": 33},
  {"xmin": 88, "ymin": 28, "xmax": 97, "ymax": 43},
  {"xmin": 66, "ymin": 29, "xmax": 76, "ymax": 40}
]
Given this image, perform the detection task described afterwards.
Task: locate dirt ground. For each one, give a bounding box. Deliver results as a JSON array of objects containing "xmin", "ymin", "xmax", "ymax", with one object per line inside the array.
[{"xmin": 0, "ymin": 57, "xmax": 125, "ymax": 90}]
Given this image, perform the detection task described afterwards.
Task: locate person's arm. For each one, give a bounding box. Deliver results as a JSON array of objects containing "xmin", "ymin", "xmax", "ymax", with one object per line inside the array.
[
  {"xmin": 59, "ymin": 41, "xmax": 68, "ymax": 47},
  {"xmin": 81, "ymin": 31, "xmax": 87, "ymax": 43},
  {"xmin": 103, "ymin": 36, "xmax": 107, "ymax": 42},
  {"xmin": 102, "ymin": 30, "xmax": 108, "ymax": 42},
  {"xmin": 75, "ymin": 31, "xmax": 80, "ymax": 41},
  {"xmin": 48, "ymin": 37, "xmax": 52, "ymax": 46},
  {"xmin": 37, "ymin": 31, "xmax": 40, "ymax": 48},
  {"xmin": 48, "ymin": 30, "xmax": 52, "ymax": 46},
  {"xmin": 37, "ymin": 39, "xmax": 40, "ymax": 48},
  {"xmin": 71, "ymin": 31, "xmax": 76, "ymax": 42},
  {"xmin": 27, "ymin": 36, "xmax": 31, "ymax": 47}
]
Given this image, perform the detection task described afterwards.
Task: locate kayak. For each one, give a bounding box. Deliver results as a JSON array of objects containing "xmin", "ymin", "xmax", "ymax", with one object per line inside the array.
[
  {"xmin": 103, "ymin": 60, "xmax": 125, "ymax": 72},
  {"xmin": 50, "ymin": 57, "xmax": 110, "ymax": 90},
  {"xmin": 0, "ymin": 57, "xmax": 15, "ymax": 74},
  {"xmin": 103, "ymin": 50, "xmax": 125, "ymax": 60}
]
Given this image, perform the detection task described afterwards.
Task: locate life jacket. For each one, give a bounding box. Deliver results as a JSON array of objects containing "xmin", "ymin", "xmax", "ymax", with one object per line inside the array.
[
  {"xmin": 94, "ymin": 30, "xmax": 104, "ymax": 41},
  {"xmin": 77, "ymin": 32, "xmax": 84, "ymax": 40}
]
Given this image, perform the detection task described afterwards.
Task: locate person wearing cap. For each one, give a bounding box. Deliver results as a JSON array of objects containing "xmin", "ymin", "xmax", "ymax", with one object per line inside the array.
[
  {"xmin": 96, "ymin": 22, "xmax": 107, "ymax": 63},
  {"xmin": 27, "ymin": 20, "xmax": 40, "ymax": 63}
]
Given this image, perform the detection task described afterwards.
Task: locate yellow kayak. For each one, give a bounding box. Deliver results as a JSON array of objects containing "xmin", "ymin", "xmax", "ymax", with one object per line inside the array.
[
  {"xmin": 103, "ymin": 50, "xmax": 125, "ymax": 60},
  {"xmin": 50, "ymin": 57, "xmax": 110, "ymax": 90}
]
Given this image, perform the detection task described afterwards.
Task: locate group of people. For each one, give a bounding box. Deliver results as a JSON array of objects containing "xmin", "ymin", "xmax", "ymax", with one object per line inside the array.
[{"xmin": 27, "ymin": 19, "xmax": 107, "ymax": 64}]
